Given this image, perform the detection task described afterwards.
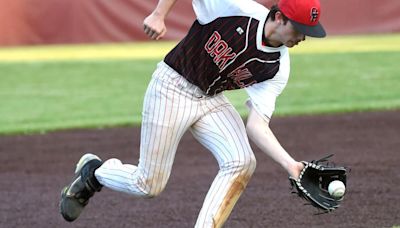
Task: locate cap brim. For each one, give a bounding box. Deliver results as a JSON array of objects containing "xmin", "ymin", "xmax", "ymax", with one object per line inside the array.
[{"xmin": 290, "ymin": 20, "xmax": 326, "ymax": 38}]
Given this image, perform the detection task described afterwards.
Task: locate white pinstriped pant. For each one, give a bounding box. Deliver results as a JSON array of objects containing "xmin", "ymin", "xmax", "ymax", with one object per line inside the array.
[{"xmin": 95, "ymin": 62, "xmax": 256, "ymax": 227}]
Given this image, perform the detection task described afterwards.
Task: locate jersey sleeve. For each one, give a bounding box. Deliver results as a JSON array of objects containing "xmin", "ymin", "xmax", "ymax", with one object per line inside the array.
[
  {"xmin": 245, "ymin": 48, "xmax": 290, "ymax": 120},
  {"xmin": 192, "ymin": 0, "xmax": 265, "ymax": 24}
]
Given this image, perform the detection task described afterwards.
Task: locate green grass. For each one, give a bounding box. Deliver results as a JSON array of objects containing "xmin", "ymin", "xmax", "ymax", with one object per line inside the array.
[
  {"xmin": 277, "ymin": 51, "xmax": 400, "ymax": 115},
  {"xmin": 220, "ymin": 51, "xmax": 400, "ymax": 116},
  {"xmin": 0, "ymin": 60, "xmax": 155, "ymax": 134},
  {"xmin": 0, "ymin": 34, "xmax": 399, "ymax": 135}
]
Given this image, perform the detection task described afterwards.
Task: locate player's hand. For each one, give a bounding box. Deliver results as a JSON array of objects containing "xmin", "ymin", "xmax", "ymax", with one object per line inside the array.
[
  {"xmin": 288, "ymin": 161, "xmax": 305, "ymax": 180},
  {"xmin": 143, "ymin": 13, "xmax": 167, "ymax": 40}
]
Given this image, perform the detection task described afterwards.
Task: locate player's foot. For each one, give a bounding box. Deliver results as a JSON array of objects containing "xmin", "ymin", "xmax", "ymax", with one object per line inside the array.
[{"xmin": 60, "ymin": 153, "xmax": 103, "ymax": 222}]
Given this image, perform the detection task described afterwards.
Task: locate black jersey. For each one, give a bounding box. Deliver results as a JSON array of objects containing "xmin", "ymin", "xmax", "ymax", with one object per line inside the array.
[
  {"xmin": 164, "ymin": 0, "xmax": 290, "ymax": 119},
  {"xmin": 164, "ymin": 16, "xmax": 281, "ymax": 95}
]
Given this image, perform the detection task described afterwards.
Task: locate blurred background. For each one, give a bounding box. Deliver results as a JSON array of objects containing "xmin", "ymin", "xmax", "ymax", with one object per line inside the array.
[
  {"xmin": 0, "ymin": 0, "xmax": 399, "ymax": 135},
  {"xmin": 0, "ymin": 2, "xmax": 399, "ymax": 227},
  {"xmin": 1, "ymin": 0, "xmax": 399, "ymax": 46}
]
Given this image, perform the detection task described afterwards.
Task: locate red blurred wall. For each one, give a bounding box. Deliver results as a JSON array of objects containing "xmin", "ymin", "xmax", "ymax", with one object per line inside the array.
[{"xmin": 0, "ymin": 0, "xmax": 399, "ymax": 46}]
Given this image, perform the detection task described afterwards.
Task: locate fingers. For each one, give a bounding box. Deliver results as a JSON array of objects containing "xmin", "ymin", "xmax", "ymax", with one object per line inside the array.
[
  {"xmin": 158, "ymin": 29, "xmax": 166, "ymax": 40},
  {"xmin": 143, "ymin": 24, "xmax": 165, "ymax": 40}
]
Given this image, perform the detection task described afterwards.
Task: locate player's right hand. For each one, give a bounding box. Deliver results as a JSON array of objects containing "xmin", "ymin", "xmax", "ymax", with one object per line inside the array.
[{"xmin": 143, "ymin": 13, "xmax": 167, "ymax": 40}]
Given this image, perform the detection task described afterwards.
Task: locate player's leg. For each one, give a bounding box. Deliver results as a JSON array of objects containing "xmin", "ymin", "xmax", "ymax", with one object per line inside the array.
[
  {"xmin": 190, "ymin": 95, "xmax": 256, "ymax": 228},
  {"xmin": 60, "ymin": 62, "xmax": 198, "ymax": 221},
  {"xmin": 94, "ymin": 62, "xmax": 199, "ymax": 197}
]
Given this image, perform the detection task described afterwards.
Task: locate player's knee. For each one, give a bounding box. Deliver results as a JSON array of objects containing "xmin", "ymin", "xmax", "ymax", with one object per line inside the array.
[
  {"xmin": 222, "ymin": 155, "xmax": 257, "ymax": 176},
  {"xmin": 139, "ymin": 176, "xmax": 169, "ymax": 198},
  {"xmin": 244, "ymin": 155, "xmax": 257, "ymax": 175},
  {"xmin": 145, "ymin": 185, "xmax": 166, "ymax": 198},
  {"xmin": 239, "ymin": 153, "xmax": 257, "ymax": 175}
]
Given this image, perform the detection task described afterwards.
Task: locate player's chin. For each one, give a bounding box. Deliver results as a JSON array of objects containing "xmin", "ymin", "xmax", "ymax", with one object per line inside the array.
[
  {"xmin": 285, "ymin": 43, "xmax": 295, "ymax": 48},
  {"xmin": 285, "ymin": 41, "xmax": 300, "ymax": 48}
]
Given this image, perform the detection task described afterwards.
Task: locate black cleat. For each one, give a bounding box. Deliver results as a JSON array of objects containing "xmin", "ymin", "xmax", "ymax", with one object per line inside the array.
[{"xmin": 60, "ymin": 153, "xmax": 103, "ymax": 222}]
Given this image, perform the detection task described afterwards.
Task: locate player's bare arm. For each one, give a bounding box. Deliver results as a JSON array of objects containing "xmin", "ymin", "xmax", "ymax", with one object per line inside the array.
[
  {"xmin": 246, "ymin": 105, "xmax": 304, "ymax": 179},
  {"xmin": 143, "ymin": 0, "xmax": 177, "ymax": 40}
]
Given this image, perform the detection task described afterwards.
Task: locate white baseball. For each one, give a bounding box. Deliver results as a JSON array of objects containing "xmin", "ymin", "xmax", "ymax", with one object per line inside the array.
[{"xmin": 328, "ymin": 180, "xmax": 346, "ymax": 198}]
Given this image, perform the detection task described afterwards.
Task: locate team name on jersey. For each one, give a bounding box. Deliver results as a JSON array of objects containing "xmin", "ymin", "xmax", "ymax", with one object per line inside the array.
[
  {"xmin": 227, "ymin": 67, "xmax": 257, "ymax": 88},
  {"xmin": 204, "ymin": 31, "xmax": 237, "ymax": 70}
]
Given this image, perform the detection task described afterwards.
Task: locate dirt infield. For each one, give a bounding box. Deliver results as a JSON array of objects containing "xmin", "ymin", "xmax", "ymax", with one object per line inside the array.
[{"xmin": 1, "ymin": 110, "xmax": 399, "ymax": 228}]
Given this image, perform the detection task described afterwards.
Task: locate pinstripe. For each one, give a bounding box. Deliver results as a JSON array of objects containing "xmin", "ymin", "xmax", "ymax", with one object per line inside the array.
[
  {"xmin": 187, "ymin": 93, "xmax": 254, "ymax": 227},
  {"xmin": 141, "ymin": 66, "xmax": 165, "ymax": 182},
  {"xmin": 146, "ymin": 73, "xmax": 162, "ymax": 194},
  {"xmin": 220, "ymin": 17, "xmax": 248, "ymax": 43},
  {"xmin": 150, "ymin": 66, "xmax": 187, "ymax": 194},
  {"xmin": 145, "ymin": 70, "xmax": 165, "ymax": 194},
  {"xmin": 196, "ymin": 112, "xmax": 236, "ymax": 224},
  {"xmin": 191, "ymin": 122, "xmax": 231, "ymax": 166},
  {"xmin": 220, "ymin": 18, "xmax": 252, "ymax": 73},
  {"xmin": 159, "ymin": 79, "xmax": 181, "ymax": 192},
  {"xmin": 149, "ymin": 74, "xmax": 169, "ymax": 194},
  {"xmin": 190, "ymin": 133, "xmax": 229, "ymax": 164},
  {"xmin": 95, "ymin": 62, "xmax": 256, "ymax": 227},
  {"xmin": 214, "ymin": 104, "xmax": 252, "ymax": 225}
]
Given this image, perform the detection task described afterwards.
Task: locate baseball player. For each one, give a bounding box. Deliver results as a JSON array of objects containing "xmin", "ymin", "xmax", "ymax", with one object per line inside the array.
[{"xmin": 60, "ymin": 0, "xmax": 327, "ymax": 227}]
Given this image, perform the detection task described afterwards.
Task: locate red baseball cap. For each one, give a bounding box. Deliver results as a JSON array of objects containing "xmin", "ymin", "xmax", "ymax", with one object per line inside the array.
[{"xmin": 278, "ymin": 0, "xmax": 326, "ymax": 38}]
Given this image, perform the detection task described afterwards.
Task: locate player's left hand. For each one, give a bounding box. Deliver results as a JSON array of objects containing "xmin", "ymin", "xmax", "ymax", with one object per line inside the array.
[
  {"xmin": 143, "ymin": 13, "xmax": 167, "ymax": 40},
  {"xmin": 289, "ymin": 155, "xmax": 348, "ymax": 213}
]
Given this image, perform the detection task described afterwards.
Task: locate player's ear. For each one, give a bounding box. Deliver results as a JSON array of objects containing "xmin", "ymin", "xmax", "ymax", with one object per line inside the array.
[{"xmin": 275, "ymin": 11, "xmax": 284, "ymax": 24}]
